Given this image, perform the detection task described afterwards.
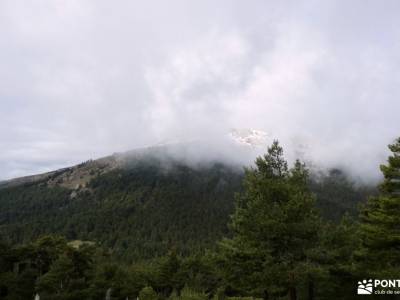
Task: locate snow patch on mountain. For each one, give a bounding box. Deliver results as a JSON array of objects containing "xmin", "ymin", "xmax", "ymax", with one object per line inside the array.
[{"xmin": 229, "ymin": 128, "xmax": 270, "ymax": 148}]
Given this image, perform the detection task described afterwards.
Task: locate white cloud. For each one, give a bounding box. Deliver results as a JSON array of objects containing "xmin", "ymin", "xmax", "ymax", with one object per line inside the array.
[{"xmin": 0, "ymin": 0, "xmax": 400, "ymax": 180}]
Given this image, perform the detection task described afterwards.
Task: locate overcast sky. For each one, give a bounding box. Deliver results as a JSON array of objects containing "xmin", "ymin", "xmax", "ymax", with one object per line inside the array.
[{"xmin": 1, "ymin": 0, "xmax": 400, "ymax": 181}]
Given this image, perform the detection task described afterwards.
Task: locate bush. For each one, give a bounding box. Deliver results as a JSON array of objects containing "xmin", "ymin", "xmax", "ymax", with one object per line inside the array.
[
  {"xmin": 171, "ymin": 286, "xmax": 207, "ymax": 300},
  {"xmin": 139, "ymin": 286, "xmax": 158, "ymax": 300}
]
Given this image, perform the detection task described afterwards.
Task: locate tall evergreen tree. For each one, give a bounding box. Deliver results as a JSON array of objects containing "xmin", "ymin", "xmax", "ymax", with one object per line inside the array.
[
  {"xmin": 156, "ymin": 250, "xmax": 182, "ymax": 296},
  {"xmin": 359, "ymin": 137, "xmax": 400, "ymax": 277},
  {"xmin": 316, "ymin": 215, "xmax": 360, "ymax": 300},
  {"xmin": 218, "ymin": 141, "xmax": 321, "ymax": 300}
]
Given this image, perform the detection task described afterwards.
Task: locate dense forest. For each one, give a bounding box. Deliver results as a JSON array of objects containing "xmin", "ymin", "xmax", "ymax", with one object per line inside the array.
[
  {"xmin": 1, "ymin": 138, "xmax": 399, "ymax": 300},
  {"xmin": 0, "ymin": 161, "xmax": 243, "ymax": 261}
]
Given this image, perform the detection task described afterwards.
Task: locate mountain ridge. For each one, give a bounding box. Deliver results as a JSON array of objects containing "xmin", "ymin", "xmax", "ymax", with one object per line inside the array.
[{"xmin": 0, "ymin": 128, "xmax": 270, "ymax": 190}]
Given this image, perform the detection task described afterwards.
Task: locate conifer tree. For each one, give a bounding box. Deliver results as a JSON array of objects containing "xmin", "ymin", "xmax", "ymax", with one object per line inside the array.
[
  {"xmin": 359, "ymin": 137, "xmax": 400, "ymax": 277},
  {"xmin": 218, "ymin": 141, "xmax": 321, "ymax": 300},
  {"xmin": 139, "ymin": 286, "xmax": 158, "ymax": 300},
  {"xmin": 157, "ymin": 250, "xmax": 182, "ymax": 296},
  {"xmin": 317, "ymin": 215, "xmax": 360, "ymax": 300}
]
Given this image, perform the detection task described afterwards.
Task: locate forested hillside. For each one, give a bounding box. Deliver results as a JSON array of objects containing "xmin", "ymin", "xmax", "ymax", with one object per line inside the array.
[
  {"xmin": 0, "ymin": 159, "xmax": 243, "ymax": 262},
  {"xmin": 1, "ymin": 138, "xmax": 397, "ymax": 300},
  {"xmin": 0, "ymin": 150, "xmax": 374, "ymax": 264}
]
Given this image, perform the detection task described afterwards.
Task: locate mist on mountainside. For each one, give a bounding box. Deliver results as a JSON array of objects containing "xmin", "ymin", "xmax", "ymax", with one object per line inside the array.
[
  {"xmin": 2, "ymin": 2, "xmax": 400, "ymax": 299},
  {"xmin": 1, "ymin": 0, "xmax": 400, "ymax": 182}
]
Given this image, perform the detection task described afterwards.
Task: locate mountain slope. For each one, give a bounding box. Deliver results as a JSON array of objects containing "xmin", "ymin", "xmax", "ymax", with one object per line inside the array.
[
  {"xmin": 0, "ymin": 137, "xmax": 376, "ymax": 262},
  {"xmin": 0, "ymin": 154, "xmax": 243, "ymax": 262}
]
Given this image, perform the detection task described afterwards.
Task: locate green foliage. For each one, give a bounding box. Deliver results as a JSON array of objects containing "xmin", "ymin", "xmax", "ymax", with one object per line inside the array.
[
  {"xmin": 359, "ymin": 137, "xmax": 400, "ymax": 277},
  {"xmin": 139, "ymin": 286, "xmax": 158, "ymax": 300},
  {"xmin": 170, "ymin": 286, "xmax": 208, "ymax": 300},
  {"xmin": 311, "ymin": 168, "xmax": 376, "ymax": 221},
  {"xmin": 37, "ymin": 245, "xmax": 95, "ymax": 299},
  {"xmin": 218, "ymin": 141, "xmax": 321, "ymax": 299},
  {"xmin": 0, "ymin": 153, "xmax": 375, "ymax": 265},
  {"xmin": 315, "ymin": 216, "xmax": 360, "ymax": 300},
  {"xmin": 0, "ymin": 140, "xmax": 393, "ymax": 299},
  {"xmin": 155, "ymin": 250, "xmax": 182, "ymax": 296},
  {"xmin": 178, "ymin": 253, "xmax": 219, "ymax": 294},
  {"xmin": 0, "ymin": 161, "xmax": 242, "ymax": 261},
  {"xmin": 0, "ymin": 235, "xmax": 89, "ymax": 300}
]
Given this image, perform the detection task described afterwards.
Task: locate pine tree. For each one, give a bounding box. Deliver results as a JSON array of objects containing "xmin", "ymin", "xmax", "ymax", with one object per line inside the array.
[
  {"xmin": 317, "ymin": 215, "xmax": 360, "ymax": 300},
  {"xmin": 139, "ymin": 286, "xmax": 158, "ymax": 300},
  {"xmin": 157, "ymin": 250, "xmax": 182, "ymax": 296},
  {"xmin": 359, "ymin": 137, "xmax": 400, "ymax": 277},
  {"xmin": 218, "ymin": 141, "xmax": 321, "ymax": 300}
]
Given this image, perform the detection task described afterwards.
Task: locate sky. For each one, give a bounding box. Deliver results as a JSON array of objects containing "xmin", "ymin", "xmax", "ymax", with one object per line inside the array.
[{"xmin": 1, "ymin": 0, "xmax": 400, "ymax": 181}]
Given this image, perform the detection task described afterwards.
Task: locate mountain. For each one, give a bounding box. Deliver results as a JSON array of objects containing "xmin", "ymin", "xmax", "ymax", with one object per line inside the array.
[
  {"xmin": 0, "ymin": 128, "xmax": 268, "ymax": 190},
  {"xmin": 0, "ymin": 144, "xmax": 245, "ymax": 262},
  {"xmin": 0, "ymin": 131, "xmax": 375, "ymax": 262}
]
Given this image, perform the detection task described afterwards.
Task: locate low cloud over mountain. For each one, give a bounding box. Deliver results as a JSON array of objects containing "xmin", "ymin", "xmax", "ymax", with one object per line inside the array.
[{"xmin": 1, "ymin": 0, "xmax": 399, "ymax": 181}]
